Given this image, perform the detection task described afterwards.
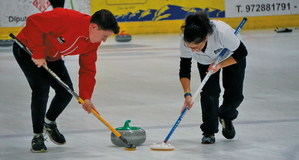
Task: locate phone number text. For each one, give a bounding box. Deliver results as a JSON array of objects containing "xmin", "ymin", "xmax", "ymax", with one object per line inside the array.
[{"xmin": 235, "ymin": 3, "xmax": 297, "ymax": 13}]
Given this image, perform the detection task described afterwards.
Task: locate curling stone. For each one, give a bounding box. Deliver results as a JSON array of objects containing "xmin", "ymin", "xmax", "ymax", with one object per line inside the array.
[
  {"xmin": 115, "ymin": 31, "xmax": 132, "ymax": 42},
  {"xmin": 111, "ymin": 120, "xmax": 146, "ymax": 147}
]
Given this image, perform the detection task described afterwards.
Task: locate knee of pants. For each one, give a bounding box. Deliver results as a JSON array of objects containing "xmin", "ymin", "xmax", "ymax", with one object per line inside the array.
[
  {"xmin": 218, "ymin": 107, "xmax": 239, "ymax": 120},
  {"xmin": 201, "ymin": 93, "xmax": 220, "ymax": 106},
  {"xmin": 32, "ymin": 87, "xmax": 49, "ymax": 99},
  {"xmin": 66, "ymin": 92, "xmax": 73, "ymax": 101},
  {"xmin": 54, "ymin": 82, "xmax": 73, "ymax": 98},
  {"xmin": 223, "ymin": 95, "xmax": 244, "ymax": 109},
  {"xmin": 58, "ymin": 91, "xmax": 73, "ymax": 102},
  {"xmin": 235, "ymin": 96, "xmax": 244, "ymax": 107},
  {"xmin": 202, "ymin": 85, "xmax": 220, "ymax": 96},
  {"xmin": 200, "ymin": 94, "xmax": 219, "ymax": 118}
]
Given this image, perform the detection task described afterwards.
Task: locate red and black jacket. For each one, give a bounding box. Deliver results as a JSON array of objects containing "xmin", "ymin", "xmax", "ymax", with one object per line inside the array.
[{"xmin": 18, "ymin": 8, "xmax": 101, "ymax": 100}]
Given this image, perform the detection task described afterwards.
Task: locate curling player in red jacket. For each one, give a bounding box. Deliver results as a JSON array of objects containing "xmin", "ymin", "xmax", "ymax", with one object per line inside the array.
[{"xmin": 12, "ymin": 8, "xmax": 119, "ymax": 153}]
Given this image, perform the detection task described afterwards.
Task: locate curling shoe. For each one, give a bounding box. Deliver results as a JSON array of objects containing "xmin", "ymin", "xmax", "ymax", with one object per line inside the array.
[
  {"xmin": 31, "ymin": 133, "xmax": 47, "ymax": 153},
  {"xmin": 220, "ymin": 118, "xmax": 236, "ymax": 139},
  {"xmin": 44, "ymin": 122, "xmax": 66, "ymax": 145},
  {"xmin": 201, "ymin": 134, "xmax": 215, "ymax": 144}
]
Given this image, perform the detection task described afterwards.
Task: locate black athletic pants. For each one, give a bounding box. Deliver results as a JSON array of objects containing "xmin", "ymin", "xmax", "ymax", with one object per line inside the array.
[
  {"xmin": 13, "ymin": 43, "xmax": 73, "ymax": 134},
  {"xmin": 197, "ymin": 58, "xmax": 246, "ymax": 135}
]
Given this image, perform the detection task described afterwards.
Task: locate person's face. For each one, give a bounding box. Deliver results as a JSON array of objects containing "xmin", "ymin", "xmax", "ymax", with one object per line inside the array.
[
  {"xmin": 185, "ymin": 37, "xmax": 208, "ymax": 52},
  {"xmin": 89, "ymin": 23, "xmax": 114, "ymax": 43}
]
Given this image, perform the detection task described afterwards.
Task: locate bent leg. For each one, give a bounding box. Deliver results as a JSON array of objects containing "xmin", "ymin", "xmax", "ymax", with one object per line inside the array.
[{"xmin": 219, "ymin": 59, "xmax": 246, "ymax": 120}]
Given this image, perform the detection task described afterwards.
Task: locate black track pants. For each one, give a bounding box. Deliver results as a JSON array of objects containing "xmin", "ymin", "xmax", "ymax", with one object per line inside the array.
[
  {"xmin": 13, "ymin": 43, "xmax": 73, "ymax": 134},
  {"xmin": 197, "ymin": 59, "xmax": 246, "ymax": 135}
]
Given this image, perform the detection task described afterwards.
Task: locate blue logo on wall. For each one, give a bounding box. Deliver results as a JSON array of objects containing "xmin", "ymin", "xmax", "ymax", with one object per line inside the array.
[{"xmin": 116, "ymin": 5, "xmax": 224, "ymax": 22}]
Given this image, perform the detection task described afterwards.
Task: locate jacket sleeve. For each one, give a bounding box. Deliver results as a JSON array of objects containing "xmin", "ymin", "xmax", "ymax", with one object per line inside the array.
[
  {"xmin": 21, "ymin": 11, "xmax": 64, "ymax": 59},
  {"xmin": 179, "ymin": 57, "xmax": 192, "ymax": 79},
  {"xmin": 179, "ymin": 37, "xmax": 192, "ymax": 79},
  {"xmin": 78, "ymin": 50, "xmax": 97, "ymax": 100}
]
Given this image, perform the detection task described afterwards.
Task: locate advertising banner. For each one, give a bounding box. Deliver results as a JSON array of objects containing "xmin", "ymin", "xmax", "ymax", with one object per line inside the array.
[
  {"xmin": 226, "ymin": 0, "xmax": 299, "ymax": 17},
  {"xmin": 92, "ymin": 0, "xmax": 225, "ymax": 22},
  {"xmin": 91, "ymin": 0, "xmax": 225, "ymax": 34}
]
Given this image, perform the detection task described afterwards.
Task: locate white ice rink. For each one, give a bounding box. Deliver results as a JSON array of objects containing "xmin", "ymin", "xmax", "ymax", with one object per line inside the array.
[{"xmin": 0, "ymin": 29, "xmax": 298, "ymax": 160}]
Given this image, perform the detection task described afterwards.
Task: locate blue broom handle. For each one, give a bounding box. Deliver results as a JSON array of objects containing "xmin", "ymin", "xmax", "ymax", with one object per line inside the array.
[
  {"xmin": 164, "ymin": 107, "xmax": 188, "ymax": 143},
  {"xmin": 218, "ymin": 17, "xmax": 247, "ymax": 59}
]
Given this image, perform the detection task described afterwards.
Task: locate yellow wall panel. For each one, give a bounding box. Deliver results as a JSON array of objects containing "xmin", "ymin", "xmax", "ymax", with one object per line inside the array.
[{"xmin": 91, "ymin": 0, "xmax": 299, "ymax": 34}]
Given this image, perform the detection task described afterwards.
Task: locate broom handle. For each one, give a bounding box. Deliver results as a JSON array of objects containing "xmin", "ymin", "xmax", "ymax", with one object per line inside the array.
[{"xmin": 163, "ymin": 107, "xmax": 187, "ymax": 143}]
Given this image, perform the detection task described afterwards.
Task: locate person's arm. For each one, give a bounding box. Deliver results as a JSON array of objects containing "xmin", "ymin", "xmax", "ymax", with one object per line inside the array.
[
  {"xmin": 208, "ymin": 42, "xmax": 247, "ymax": 72},
  {"xmin": 179, "ymin": 57, "xmax": 192, "ymax": 92},
  {"xmin": 209, "ymin": 22, "xmax": 247, "ymax": 72},
  {"xmin": 79, "ymin": 51, "xmax": 97, "ymax": 113},
  {"xmin": 180, "ymin": 78, "xmax": 191, "ymax": 93},
  {"xmin": 179, "ymin": 57, "xmax": 194, "ymax": 110}
]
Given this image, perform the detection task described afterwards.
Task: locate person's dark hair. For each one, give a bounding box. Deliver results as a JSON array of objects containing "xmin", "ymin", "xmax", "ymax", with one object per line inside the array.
[
  {"xmin": 49, "ymin": 0, "xmax": 65, "ymax": 8},
  {"xmin": 91, "ymin": 9, "xmax": 120, "ymax": 34},
  {"xmin": 181, "ymin": 12, "xmax": 214, "ymax": 44}
]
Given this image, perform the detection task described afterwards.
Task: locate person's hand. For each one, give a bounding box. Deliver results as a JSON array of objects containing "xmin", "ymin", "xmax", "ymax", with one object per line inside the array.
[
  {"xmin": 208, "ymin": 63, "xmax": 221, "ymax": 73},
  {"xmin": 32, "ymin": 58, "xmax": 46, "ymax": 68},
  {"xmin": 81, "ymin": 99, "xmax": 96, "ymax": 114},
  {"xmin": 182, "ymin": 95, "xmax": 194, "ymax": 112}
]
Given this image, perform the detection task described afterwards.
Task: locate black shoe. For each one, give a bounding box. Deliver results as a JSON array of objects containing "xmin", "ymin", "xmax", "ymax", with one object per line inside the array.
[
  {"xmin": 31, "ymin": 134, "xmax": 47, "ymax": 153},
  {"xmin": 44, "ymin": 122, "xmax": 66, "ymax": 145},
  {"xmin": 201, "ymin": 134, "xmax": 215, "ymax": 144},
  {"xmin": 220, "ymin": 118, "xmax": 236, "ymax": 139}
]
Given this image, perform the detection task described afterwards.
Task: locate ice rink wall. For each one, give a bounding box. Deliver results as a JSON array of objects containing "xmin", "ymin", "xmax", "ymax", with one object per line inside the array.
[
  {"xmin": 90, "ymin": 0, "xmax": 299, "ymax": 34},
  {"xmin": 1, "ymin": 0, "xmax": 299, "ymax": 43}
]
